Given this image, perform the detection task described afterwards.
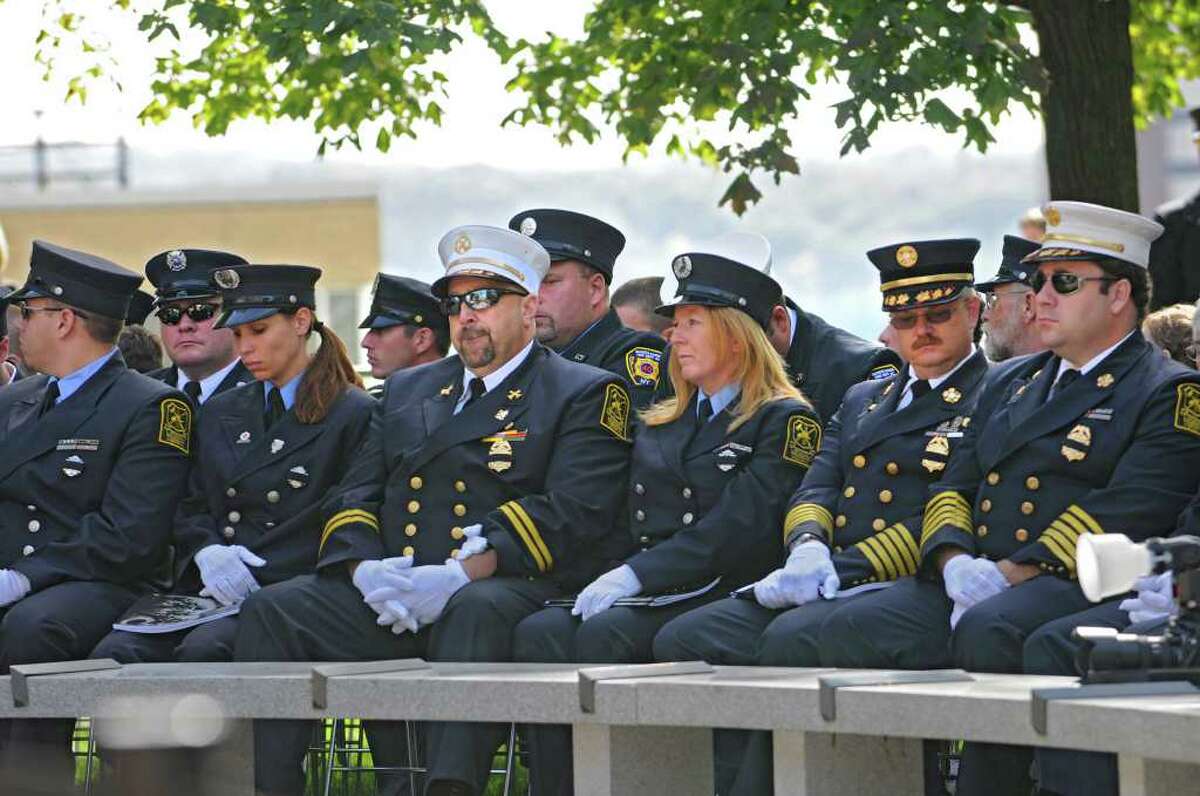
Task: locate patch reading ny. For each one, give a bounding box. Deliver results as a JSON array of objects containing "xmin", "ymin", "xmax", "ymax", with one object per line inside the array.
[
  {"xmin": 625, "ymin": 347, "xmax": 663, "ymax": 388},
  {"xmin": 1174, "ymin": 383, "xmax": 1200, "ymax": 437},
  {"xmin": 783, "ymin": 414, "xmax": 822, "ymax": 468},
  {"xmin": 599, "ymin": 383, "xmax": 632, "ymax": 441},
  {"xmin": 158, "ymin": 397, "xmax": 193, "ymax": 454},
  {"xmin": 869, "ymin": 364, "xmax": 899, "ymax": 381}
]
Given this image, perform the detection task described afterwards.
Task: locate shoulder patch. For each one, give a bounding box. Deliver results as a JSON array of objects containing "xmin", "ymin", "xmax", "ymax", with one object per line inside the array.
[
  {"xmin": 625, "ymin": 346, "xmax": 663, "ymax": 388},
  {"xmin": 600, "ymin": 382, "xmax": 632, "ymax": 441},
  {"xmin": 158, "ymin": 397, "xmax": 193, "ymax": 454},
  {"xmin": 1174, "ymin": 383, "xmax": 1200, "ymax": 437},
  {"xmin": 869, "ymin": 364, "xmax": 899, "ymax": 381},
  {"xmin": 783, "ymin": 413, "xmax": 822, "ymax": 468}
]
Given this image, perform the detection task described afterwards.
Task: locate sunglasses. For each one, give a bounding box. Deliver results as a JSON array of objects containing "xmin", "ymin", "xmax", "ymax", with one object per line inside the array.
[
  {"xmin": 1029, "ymin": 271, "xmax": 1117, "ymax": 296},
  {"xmin": 157, "ymin": 302, "xmax": 219, "ymax": 325},
  {"xmin": 439, "ymin": 287, "xmax": 524, "ymax": 316},
  {"xmin": 18, "ymin": 303, "xmax": 89, "ymax": 321},
  {"xmin": 889, "ymin": 304, "xmax": 956, "ymax": 331},
  {"xmin": 982, "ymin": 287, "xmax": 1030, "ymax": 309}
]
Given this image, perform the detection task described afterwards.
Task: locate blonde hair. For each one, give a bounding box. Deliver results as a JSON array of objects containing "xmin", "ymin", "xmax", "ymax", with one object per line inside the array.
[{"xmin": 642, "ymin": 306, "xmax": 807, "ymax": 432}]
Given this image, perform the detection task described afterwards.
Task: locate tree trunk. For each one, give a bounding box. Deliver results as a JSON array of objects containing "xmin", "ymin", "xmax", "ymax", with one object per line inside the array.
[{"xmin": 1029, "ymin": 0, "xmax": 1139, "ymax": 212}]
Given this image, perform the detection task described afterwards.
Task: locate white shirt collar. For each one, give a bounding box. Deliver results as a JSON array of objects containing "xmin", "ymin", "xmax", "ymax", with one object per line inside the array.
[
  {"xmin": 455, "ymin": 338, "xmax": 536, "ymax": 412},
  {"xmin": 177, "ymin": 358, "xmax": 243, "ymax": 405},
  {"xmin": 786, "ymin": 306, "xmax": 798, "ymax": 350},
  {"xmin": 1055, "ymin": 330, "xmax": 1135, "ymax": 380},
  {"xmin": 903, "ymin": 346, "xmax": 978, "ymax": 399},
  {"xmin": 697, "ymin": 381, "xmax": 740, "ymax": 420}
]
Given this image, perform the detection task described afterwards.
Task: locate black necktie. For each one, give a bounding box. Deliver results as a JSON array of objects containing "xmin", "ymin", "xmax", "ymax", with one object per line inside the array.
[
  {"xmin": 183, "ymin": 381, "xmax": 202, "ymax": 405},
  {"xmin": 38, "ymin": 382, "xmax": 60, "ymax": 418},
  {"xmin": 463, "ymin": 378, "xmax": 486, "ymax": 411},
  {"xmin": 1051, "ymin": 369, "xmax": 1080, "ymax": 400},
  {"xmin": 265, "ymin": 386, "xmax": 286, "ymax": 429},
  {"xmin": 910, "ymin": 379, "xmax": 931, "ymax": 401},
  {"xmin": 697, "ymin": 397, "xmax": 714, "ymax": 425}
]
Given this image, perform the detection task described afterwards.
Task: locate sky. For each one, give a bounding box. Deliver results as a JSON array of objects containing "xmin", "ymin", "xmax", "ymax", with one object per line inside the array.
[{"xmin": 0, "ymin": 1, "xmax": 1048, "ymax": 170}]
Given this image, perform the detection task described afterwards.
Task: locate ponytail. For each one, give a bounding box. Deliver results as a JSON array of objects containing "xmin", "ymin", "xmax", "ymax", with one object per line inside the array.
[{"xmin": 295, "ymin": 318, "xmax": 363, "ymax": 424}]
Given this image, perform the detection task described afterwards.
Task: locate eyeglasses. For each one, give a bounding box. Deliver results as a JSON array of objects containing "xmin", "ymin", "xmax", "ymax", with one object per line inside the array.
[
  {"xmin": 1029, "ymin": 270, "xmax": 1118, "ymax": 296},
  {"xmin": 1186, "ymin": 343, "xmax": 1200, "ymax": 361},
  {"xmin": 18, "ymin": 303, "xmax": 89, "ymax": 321},
  {"xmin": 439, "ymin": 287, "xmax": 524, "ymax": 316},
  {"xmin": 157, "ymin": 302, "xmax": 219, "ymax": 326},
  {"xmin": 982, "ymin": 287, "xmax": 1031, "ymax": 309},
  {"xmin": 889, "ymin": 304, "xmax": 956, "ymax": 330}
]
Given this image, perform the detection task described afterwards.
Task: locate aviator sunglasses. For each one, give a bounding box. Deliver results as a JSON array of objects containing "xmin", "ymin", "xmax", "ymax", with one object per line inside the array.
[
  {"xmin": 439, "ymin": 287, "xmax": 525, "ymax": 316},
  {"xmin": 1029, "ymin": 270, "xmax": 1117, "ymax": 296},
  {"xmin": 157, "ymin": 302, "xmax": 220, "ymax": 325},
  {"xmin": 889, "ymin": 304, "xmax": 956, "ymax": 331}
]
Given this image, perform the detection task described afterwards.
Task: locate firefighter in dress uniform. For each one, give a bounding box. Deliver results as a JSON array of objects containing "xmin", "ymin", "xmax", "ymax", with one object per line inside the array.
[
  {"xmin": 0, "ymin": 241, "xmax": 193, "ymax": 790},
  {"xmin": 360, "ymin": 273, "xmax": 449, "ymax": 387},
  {"xmin": 511, "ymin": 251, "xmax": 821, "ymax": 796},
  {"xmin": 233, "ymin": 225, "xmax": 634, "ymax": 796}
]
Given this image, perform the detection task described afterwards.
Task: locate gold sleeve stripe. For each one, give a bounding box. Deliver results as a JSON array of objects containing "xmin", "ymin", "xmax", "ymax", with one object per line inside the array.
[
  {"xmin": 926, "ymin": 491, "xmax": 967, "ymax": 511},
  {"xmin": 320, "ymin": 509, "xmax": 380, "ymax": 551},
  {"xmin": 509, "ymin": 502, "xmax": 553, "ymax": 570},
  {"xmin": 500, "ymin": 501, "xmax": 552, "ymax": 573},
  {"xmin": 1067, "ymin": 504, "xmax": 1104, "ymax": 535},
  {"xmin": 855, "ymin": 538, "xmax": 889, "ymax": 581},
  {"xmin": 1040, "ymin": 533, "xmax": 1076, "ymax": 571},
  {"xmin": 923, "ymin": 505, "xmax": 970, "ymax": 530},
  {"xmin": 875, "ymin": 532, "xmax": 911, "ymax": 579},
  {"xmin": 884, "ymin": 524, "xmax": 919, "ymax": 573},
  {"xmin": 867, "ymin": 536, "xmax": 901, "ymax": 580},
  {"xmin": 920, "ymin": 496, "xmax": 973, "ymax": 546},
  {"xmin": 783, "ymin": 503, "xmax": 834, "ymax": 541}
]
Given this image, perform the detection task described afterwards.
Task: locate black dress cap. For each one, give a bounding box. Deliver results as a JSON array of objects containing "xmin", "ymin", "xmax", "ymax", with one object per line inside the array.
[
  {"xmin": 867, "ymin": 238, "xmax": 980, "ymax": 311},
  {"xmin": 655, "ymin": 252, "xmax": 783, "ymax": 329},
  {"xmin": 9, "ymin": 240, "xmax": 142, "ymax": 319},
  {"xmin": 146, "ymin": 248, "xmax": 249, "ymax": 304},
  {"xmin": 212, "ymin": 264, "xmax": 322, "ymax": 329},
  {"xmin": 359, "ymin": 274, "xmax": 447, "ymax": 333},
  {"xmin": 125, "ymin": 290, "xmax": 156, "ymax": 325},
  {"xmin": 508, "ymin": 208, "xmax": 626, "ymax": 283},
  {"xmin": 975, "ymin": 236, "xmax": 1040, "ymax": 292}
]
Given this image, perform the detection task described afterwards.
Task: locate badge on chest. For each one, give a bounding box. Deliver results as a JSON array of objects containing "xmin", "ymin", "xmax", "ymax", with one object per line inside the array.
[
  {"xmin": 714, "ymin": 442, "xmax": 752, "ymax": 472},
  {"xmin": 482, "ymin": 426, "xmax": 527, "ymax": 473}
]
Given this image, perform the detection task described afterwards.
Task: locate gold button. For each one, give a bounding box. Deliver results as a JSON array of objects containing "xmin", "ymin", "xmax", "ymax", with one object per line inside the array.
[
  {"xmin": 1021, "ymin": 501, "xmax": 1035, "ymax": 515},
  {"xmin": 1026, "ymin": 476, "xmax": 1040, "ymax": 491},
  {"xmin": 878, "ymin": 490, "xmax": 893, "ymax": 504},
  {"xmin": 977, "ymin": 525, "xmax": 988, "ymax": 537},
  {"xmin": 886, "ymin": 462, "xmax": 899, "ymax": 475},
  {"xmin": 407, "ymin": 500, "xmax": 421, "ymax": 513},
  {"xmin": 403, "ymin": 546, "xmax": 415, "ymax": 557},
  {"xmin": 452, "ymin": 527, "xmax": 465, "ymax": 540},
  {"xmin": 872, "ymin": 518, "xmax": 886, "ymax": 531},
  {"xmin": 1015, "ymin": 529, "xmax": 1029, "ymax": 542},
  {"xmin": 454, "ymin": 504, "xmax": 467, "ymax": 517},
  {"xmin": 404, "ymin": 523, "xmax": 418, "ymax": 537},
  {"xmin": 451, "ymin": 549, "xmax": 461, "ymax": 559},
  {"xmin": 844, "ymin": 486, "xmax": 856, "ymax": 498},
  {"xmin": 410, "ymin": 476, "xmax": 424, "ymax": 490},
  {"xmin": 980, "ymin": 499, "xmax": 992, "ymax": 513},
  {"xmin": 267, "ymin": 490, "xmax": 280, "ymax": 503},
  {"xmin": 455, "ymin": 480, "xmax": 467, "ymax": 493},
  {"xmin": 835, "ymin": 515, "xmax": 847, "ymax": 528},
  {"xmin": 853, "ymin": 455, "xmax": 867, "ymax": 469},
  {"xmin": 987, "ymin": 471, "xmax": 1000, "ymax": 485}
]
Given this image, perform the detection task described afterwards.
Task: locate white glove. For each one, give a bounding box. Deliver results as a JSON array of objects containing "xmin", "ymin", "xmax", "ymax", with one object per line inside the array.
[
  {"xmin": 453, "ymin": 524, "xmax": 488, "ymax": 561},
  {"xmin": 195, "ymin": 545, "xmax": 266, "ymax": 606},
  {"xmin": 1119, "ymin": 572, "xmax": 1177, "ymax": 625},
  {"xmin": 353, "ymin": 557, "xmax": 418, "ymax": 633},
  {"xmin": 0, "ymin": 569, "xmax": 31, "ymax": 607},
  {"xmin": 363, "ymin": 559, "xmax": 471, "ymax": 627},
  {"xmin": 754, "ymin": 541, "xmax": 840, "ymax": 609},
  {"xmin": 572, "ymin": 564, "xmax": 642, "ymax": 621},
  {"xmin": 943, "ymin": 555, "xmax": 1009, "ymax": 614}
]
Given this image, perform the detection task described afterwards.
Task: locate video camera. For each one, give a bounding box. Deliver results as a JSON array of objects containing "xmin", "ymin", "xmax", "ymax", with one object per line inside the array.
[{"xmin": 1071, "ymin": 534, "xmax": 1200, "ymax": 683}]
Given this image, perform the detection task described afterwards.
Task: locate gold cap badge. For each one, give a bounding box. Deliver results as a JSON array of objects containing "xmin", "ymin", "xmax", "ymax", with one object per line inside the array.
[{"xmin": 896, "ymin": 245, "xmax": 919, "ymax": 269}]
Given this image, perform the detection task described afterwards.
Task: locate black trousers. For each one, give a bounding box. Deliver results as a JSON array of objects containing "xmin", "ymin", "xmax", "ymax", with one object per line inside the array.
[
  {"xmin": 0, "ymin": 580, "xmax": 138, "ymax": 795},
  {"xmin": 92, "ymin": 616, "xmax": 240, "ymax": 663},
  {"xmin": 511, "ymin": 595, "xmax": 722, "ymax": 796},
  {"xmin": 234, "ymin": 571, "xmax": 558, "ymax": 795},
  {"xmin": 821, "ymin": 574, "xmax": 1094, "ymax": 796},
  {"xmin": 1024, "ymin": 599, "xmax": 1151, "ymax": 796}
]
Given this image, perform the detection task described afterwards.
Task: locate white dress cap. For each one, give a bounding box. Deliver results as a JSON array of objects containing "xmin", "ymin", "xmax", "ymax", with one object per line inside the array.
[
  {"xmin": 1027, "ymin": 201, "xmax": 1165, "ymax": 269},
  {"xmin": 434, "ymin": 225, "xmax": 551, "ymax": 297}
]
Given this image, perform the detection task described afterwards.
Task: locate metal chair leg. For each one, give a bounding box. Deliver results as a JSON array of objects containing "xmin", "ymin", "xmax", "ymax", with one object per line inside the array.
[
  {"xmin": 501, "ymin": 722, "xmax": 518, "ymax": 796},
  {"xmin": 83, "ymin": 719, "xmax": 96, "ymax": 796},
  {"xmin": 323, "ymin": 718, "xmax": 339, "ymax": 796}
]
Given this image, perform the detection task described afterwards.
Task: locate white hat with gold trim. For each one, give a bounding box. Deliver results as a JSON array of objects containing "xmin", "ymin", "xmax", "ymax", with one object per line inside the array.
[
  {"xmin": 433, "ymin": 225, "xmax": 551, "ymax": 297},
  {"xmin": 1023, "ymin": 201, "xmax": 1164, "ymax": 269}
]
